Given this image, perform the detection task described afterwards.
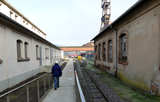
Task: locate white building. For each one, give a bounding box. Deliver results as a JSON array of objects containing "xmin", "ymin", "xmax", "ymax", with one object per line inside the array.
[{"xmin": 0, "ymin": 1, "xmax": 61, "ymax": 92}]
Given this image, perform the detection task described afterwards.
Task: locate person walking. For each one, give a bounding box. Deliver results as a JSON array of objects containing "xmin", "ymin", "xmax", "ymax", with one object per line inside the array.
[{"xmin": 51, "ymin": 61, "xmax": 62, "ymax": 90}]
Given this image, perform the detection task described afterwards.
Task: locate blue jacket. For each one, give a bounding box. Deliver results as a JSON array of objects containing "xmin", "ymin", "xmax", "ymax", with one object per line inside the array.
[{"xmin": 51, "ymin": 64, "xmax": 62, "ymax": 77}]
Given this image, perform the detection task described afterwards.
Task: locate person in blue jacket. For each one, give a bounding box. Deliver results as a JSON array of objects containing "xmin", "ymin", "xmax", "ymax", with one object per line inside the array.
[{"xmin": 51, "ymin": 61, "xmax": 62, "ymax": 90}]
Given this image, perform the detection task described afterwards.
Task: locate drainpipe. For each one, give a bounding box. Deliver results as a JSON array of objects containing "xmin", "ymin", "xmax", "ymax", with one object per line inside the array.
[{"xmin": 112, "ymin": 28, "xmax": 118, "ymax": 78}]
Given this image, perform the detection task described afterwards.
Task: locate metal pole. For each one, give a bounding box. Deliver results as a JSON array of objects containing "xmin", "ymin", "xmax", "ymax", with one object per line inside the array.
[
  {"xmin": 44, "ymin": 78, "xmax": 46, "ymax": 92},
  {"xmin": 37, "ymin": 80, "xmax": 40, "ymax": 102},
  {"xmin": 7, "ymin": 96, "xmax": 10, "ymax": 102},
  {"xmin": 26, "ymin": 86, "xmax": 29, "ymax": 102},
  {"xmin": 114, "ymin": 28, "xmax": 118, "ymax": 78},
  {"xmin": 48, "ymin": 75, "xmax": 50, "ymax": 89}
]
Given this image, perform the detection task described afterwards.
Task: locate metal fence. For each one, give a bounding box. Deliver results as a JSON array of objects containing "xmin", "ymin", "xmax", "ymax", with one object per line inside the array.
[{"xmin": 0, "ymin": 73, "xmax": 53, "ymax": 102}]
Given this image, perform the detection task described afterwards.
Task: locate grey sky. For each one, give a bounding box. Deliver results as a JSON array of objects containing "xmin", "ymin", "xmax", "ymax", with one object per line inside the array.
[{"xmin": 6, "ymin": 0, "xmax": 138, "ymax": 46}]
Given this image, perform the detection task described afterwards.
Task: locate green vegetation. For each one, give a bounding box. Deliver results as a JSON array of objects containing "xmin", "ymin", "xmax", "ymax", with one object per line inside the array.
[{"xmin": 86, "ymin": 61, "xmax": 160, "ymax": 102}]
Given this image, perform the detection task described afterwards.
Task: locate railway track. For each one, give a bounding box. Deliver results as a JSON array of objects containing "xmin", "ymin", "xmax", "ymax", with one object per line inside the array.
[{"xmin": 74, "ymin": 62, "xmax": 108, "ymax": 102}]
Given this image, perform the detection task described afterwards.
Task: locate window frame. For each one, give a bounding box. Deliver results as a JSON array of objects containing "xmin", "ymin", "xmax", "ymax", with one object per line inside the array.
[
  {"xmin": 102, "ymin": 42, "xmax": 106, "ymax": 61},
  {"xmin": 98, "ymin": 43, "xmax": 101, "ymax": 60},
  {"xmin": 36, "ymin": 45, "xmax": 40, "ymax": 60},
  {"xmin": 108, "ymin": 40, "xmax": 113, "ymax": 63},
  {"xmin": 95, "ymin": 45, "xmax": 98, "ymax": 60},
  {"xmin": 24, "ymin": 42, "xmax": 30, "ymax": 61},
  {"xmin": 17, "ymin": 40, "xmax": 23, "ymax": 62},
  {"xmin": 45, "ymin": 48, "xmax": 49, "ymax": 60},
  {"xmin": 119, "ymin": 33, "xmax": 128, "ymax": 65}
]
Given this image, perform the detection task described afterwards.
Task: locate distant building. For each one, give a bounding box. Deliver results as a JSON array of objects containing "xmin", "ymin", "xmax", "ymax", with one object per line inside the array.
[
  {"xmin": 93, "ymin": 0, "xmax": 160, "ymax": 95},
  {"xmin": 60, "ymin": 42, "xmax": 94, "ymax": 59}
]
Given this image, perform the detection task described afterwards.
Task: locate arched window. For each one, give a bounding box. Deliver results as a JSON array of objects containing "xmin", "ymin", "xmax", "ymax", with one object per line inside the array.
[
  {"xmin": 108, "ymin": 40, "xmax": 113, "ymax": 62},
  {"xmin": 119, "ymin": 34, "xmax": 128, "ymax": 63},
  {"xmin": 24, "ymin": 42, "xmax": 29, "ymax": 59},
  {"xmin": 17, "ymin": 40, "xmax": 23, "ymax": 61}
]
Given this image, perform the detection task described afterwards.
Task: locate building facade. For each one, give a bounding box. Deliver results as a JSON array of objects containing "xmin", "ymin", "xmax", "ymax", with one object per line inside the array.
[
  {"xmin": 0, "ymin": 1, "xmax": 61, "ymax": 92},
  {"xmin": 60, "ymin": 42, "xmax": 94, "ymax": 59},
  {"xmin": 93, "ymin": 0, "xmax": 160, "ymax": 95}
]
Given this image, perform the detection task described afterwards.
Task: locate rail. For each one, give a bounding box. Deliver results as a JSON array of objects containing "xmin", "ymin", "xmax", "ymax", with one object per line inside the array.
[
  {"xmin": 0, "ymin": 73, "xmax": 53, "ymax": 102},
  {"xmin": 75, "ymin": 70, "xmax": 86, "ymax": 102},
  {"xmin": 74, "ymin": 61, "xmax": 108, "ymax": 102}
]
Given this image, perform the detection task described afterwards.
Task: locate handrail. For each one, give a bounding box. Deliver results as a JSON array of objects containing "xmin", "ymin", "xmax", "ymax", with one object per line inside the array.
[
  {"xmin": 75, "ymin": 70, "xmax": 86, "ymax": 102},
  {"xmin": 0, "ymin": 73, "xmax": 49, "ymax": 98}
]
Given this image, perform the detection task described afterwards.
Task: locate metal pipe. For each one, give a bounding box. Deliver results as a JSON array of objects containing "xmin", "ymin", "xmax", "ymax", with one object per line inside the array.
[
  {"xmin": 111, "ymin": 27, "xmax": 118, "ymax": 78},
  {"xmin": 37, "ymin": 80, "xmax": 40, "ymax": 102},
  {"xmin": 6, "ymin": 95, "xmax": 10, "ymax": 102},
  {"xmin": 26, "ymin": 86, "xmax": 29, "ymax": 102},
  {"xmin": 115, "ymin": 28, "xmax": 118, "ymax": 78}
]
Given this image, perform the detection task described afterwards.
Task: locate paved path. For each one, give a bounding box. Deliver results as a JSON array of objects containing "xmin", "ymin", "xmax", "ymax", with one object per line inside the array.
[{"xmin": 43, "ymin": 60, "xmax": 76, "ymax": 102}]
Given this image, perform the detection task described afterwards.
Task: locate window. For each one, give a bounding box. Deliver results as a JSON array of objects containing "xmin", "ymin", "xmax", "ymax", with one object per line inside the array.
[
  {"xmin": 119, "ymin": 34, "xmax": 128, "ymax": 63},
  {"xmin": 24, "ymin": 42, "xmax": 29, "ymax": 60},
  {"xmin": 0, "ymin": 58, "xmax": 3, "ymax": 64},
  {"xmin": 50, "ymin": 48, "xmax": 53, "ymax": 63},
  {"xmin": 108, "ymin": 40, "xmax": 113, "ymax": 62},
  {"xmin": 95, "ymin": 45, "xmax": 97, "ymax": 60},
  {"xmin": 102, "ymin": 42, "xmax": 106, "ymax": 61},
  {"xmin": 98, "ymin": 43, "xmax": 101, "ymax": 60},
  {"xmin": 17, "ymin": 40, "xmax": 23, "ymax": 61},
  {"xmin": 10, "ymin": 11, "xmax": 13, "ymax": 18},
  {"xmin": 36, "ymin": 45, "xmax": 40, "ymax": 60},
  {"xmin": 15, "ymin": 15, "xmax": 18, "ymax": 20},
  {"xmin": 45, "ymin": 48, "xmax": 49, "ymax": 60}
]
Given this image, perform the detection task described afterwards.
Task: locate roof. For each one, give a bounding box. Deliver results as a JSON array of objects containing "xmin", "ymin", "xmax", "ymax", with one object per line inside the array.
[
  {"xmin": 1, "ymin": 0, "xmax": 47, "ymax": 35},
  {"xmin": 92, "ymin": 0, "xmax": 145, "ymax": 41},
  {"xmin": 0, "ymin": 11, "xmax": 60, "ymax": 50}
]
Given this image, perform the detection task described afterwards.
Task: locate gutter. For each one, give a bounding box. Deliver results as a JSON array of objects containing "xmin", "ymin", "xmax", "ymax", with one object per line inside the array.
[{"xmin": 113, "ymin": 28, "xmax": 118, "ymax": 78}]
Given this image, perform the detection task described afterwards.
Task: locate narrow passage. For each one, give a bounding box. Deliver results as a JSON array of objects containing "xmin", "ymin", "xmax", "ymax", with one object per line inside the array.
[{"xmin": 43, "ymin": 60, "xmax": 76, "ymax": 102}]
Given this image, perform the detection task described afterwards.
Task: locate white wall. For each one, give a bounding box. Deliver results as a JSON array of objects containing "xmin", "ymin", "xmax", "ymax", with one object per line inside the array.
[{"xmin": 0, "ymin": 23, "xmax": 61, "ymax": 91}]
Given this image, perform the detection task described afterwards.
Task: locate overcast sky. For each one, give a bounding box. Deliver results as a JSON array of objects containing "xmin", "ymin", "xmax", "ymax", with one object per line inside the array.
[{"xmin": 6, "ymin": 0, "xmax": 138, "ymax": 46}]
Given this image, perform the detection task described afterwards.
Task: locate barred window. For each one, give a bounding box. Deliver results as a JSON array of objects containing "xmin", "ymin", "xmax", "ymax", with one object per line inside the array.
[{"xmin": 119, "ymin": 34, "xmax": 128, "ymax": 63}]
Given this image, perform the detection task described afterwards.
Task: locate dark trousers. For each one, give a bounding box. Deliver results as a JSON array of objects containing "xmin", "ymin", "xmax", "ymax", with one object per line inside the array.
[{"xmin": 54, "ymin": 77, "xmax": 59, "ymax": 89}]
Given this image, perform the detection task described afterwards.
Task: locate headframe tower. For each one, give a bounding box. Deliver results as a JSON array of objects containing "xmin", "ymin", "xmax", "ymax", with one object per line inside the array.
[{"xmin": 100, "ymin": 0, "xmax": 111, "ymax": 30}]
